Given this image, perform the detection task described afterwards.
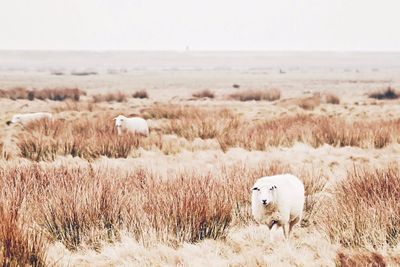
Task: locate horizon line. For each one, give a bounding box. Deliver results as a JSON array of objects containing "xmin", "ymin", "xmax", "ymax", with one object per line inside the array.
[{"xmin": 1, "ymin": 49, "xmax": 400, "ymax": 53}]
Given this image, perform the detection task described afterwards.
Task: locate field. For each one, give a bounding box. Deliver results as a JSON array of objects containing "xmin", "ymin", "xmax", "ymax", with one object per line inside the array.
[{"xmin": 0, "ymin": 51, "xmax": 400, "ymax": 266}]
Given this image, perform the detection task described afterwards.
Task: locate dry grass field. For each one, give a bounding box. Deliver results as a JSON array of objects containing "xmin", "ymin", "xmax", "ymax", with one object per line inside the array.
[{"xmin": 0, "ymin": 52, "xmax": 400, "ymax": 266}]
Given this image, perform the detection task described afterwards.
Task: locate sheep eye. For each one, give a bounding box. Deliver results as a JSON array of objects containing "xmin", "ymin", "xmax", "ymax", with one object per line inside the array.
[{"xmin": 252, "ymin": 187, "xmax": 259, "ymax": 191}]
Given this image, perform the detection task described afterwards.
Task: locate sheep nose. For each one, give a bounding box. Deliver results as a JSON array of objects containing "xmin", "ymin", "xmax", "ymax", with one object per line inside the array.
[{"xmin": 262, "ymin": 200, "xmax": 267, "ymax": 205}]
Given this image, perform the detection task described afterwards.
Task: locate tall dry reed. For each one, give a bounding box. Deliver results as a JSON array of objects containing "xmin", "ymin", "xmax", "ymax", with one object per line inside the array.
[
  {"xmin": 319, "ymin": 164, "xmax": 400, "ymax": 250},
  {"xmin": 0, "ymin": 161, "xmax": 326, "ymax": 252}
]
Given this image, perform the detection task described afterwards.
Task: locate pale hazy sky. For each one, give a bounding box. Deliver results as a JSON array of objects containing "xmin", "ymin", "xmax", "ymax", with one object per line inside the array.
[{"xmin": 0, "ymin": 0, "xmax": 399, "ymax": 51}]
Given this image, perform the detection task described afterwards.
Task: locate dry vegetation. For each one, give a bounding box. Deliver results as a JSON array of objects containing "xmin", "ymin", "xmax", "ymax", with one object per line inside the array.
[
  {"xmin": 368, "ymin": 86, "xmax": 400, "ymax": 100},
  {"xmin": 132, "ymin": 90, "xmax": 149, "ymax": 99},
  {"xmin": 324, "ymin": 93, "xmax": 340, "ymax": 104},
  {"xmin": 0, "ymin": 207, "xmax": 46, "ymax": 266},
  {"xmin": 0, "ymin": 161, "xmax": 327, "ymax": 263},
  {"xmin": 192, "ymin": 89, "xmax": 215, "ymax": 99},
  {"xmin": 1, "ymin": 95, "xmax": 400, "ymax": 265},
  {"xmin": 319, "ymin": 165, "xmax": 400, "ymax": 249},
  {"xmin": 0, "ymin": 160, "xmax": 398, "ymax": 265},
  {"xmin": 142, "ymin": 105, "xmax": 400, "ymax": 150},
  {"xmin": 51, "ymin": 100, "xmax": 98, "ymax": 112},
  {"xmin": 17, "ymin": 116, "xmax": 153, "ymax": 161},
  {"xmin": 2, "ymin": 49, "xmax": 400, "ymax": 266},
  {"xmin": 12, "ymin": 106, "xmax": 400, "ymax": 162},
  {"xmin": 70, "ymin": 70, "xmax": 98, "ymax": 76},
  {"xmin": 216, "ymin": 115, "xmax": 400, "ymax": 150},
  {"xmin": 336, "ymin": 250, "xmax": 388, "ymax": 267},
  {"xmin": 298, "ymin": 94, "xmax": 321, "ymax": 110},
  {"xmin": 92, "ymin": 92, "xmax": 128, "ymax": 103},
  {"xmin": 141, "ymin": 104, "xmax": 201, "ymax": 120},
  {"xmin": 228, "ymin": 88, "xmax": 281, "ymax": 101},
  {"xmin": 0, "ymin": 87, "xmax": 85, "ymax": 101}
]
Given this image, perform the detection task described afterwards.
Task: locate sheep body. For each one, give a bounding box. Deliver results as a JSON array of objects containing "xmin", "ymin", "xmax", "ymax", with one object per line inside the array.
[
  {"xmin": 251, "ymin": 174, "xmax": 304, "ymax": 240},
  {"xmin": 114, "ymin": 115, "xmax": 149, "ymax": 136},
  {"xmin": 6, "ymin": 112, "xmax": 53, "ymax": 125}
]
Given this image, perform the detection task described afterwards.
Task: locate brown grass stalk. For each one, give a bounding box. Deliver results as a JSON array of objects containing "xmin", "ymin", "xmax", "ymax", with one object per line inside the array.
[{"xmin": 0, "ymin": 207, "xmax": 46, "ymax": 266}]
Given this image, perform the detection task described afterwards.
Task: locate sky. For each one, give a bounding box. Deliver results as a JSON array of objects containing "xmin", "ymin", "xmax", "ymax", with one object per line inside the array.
[{"xmin": 0, "ymin": 0, "xmax": 399, "ymax": 51}]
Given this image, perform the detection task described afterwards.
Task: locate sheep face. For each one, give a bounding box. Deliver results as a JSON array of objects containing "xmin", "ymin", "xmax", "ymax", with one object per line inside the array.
[
  {"xmin": 9, "ymin": 115, "xmax": 22, "ymax": 124},
  {"xmin": 252, "ymin": 185, "xmax": 276, "ymax": 206},
  {"xmin": 114, "ymin": 115, "xmax": 126, "ymax": 134},
  {"xmin": 114, "ymin": 116, "xmax": 124, "ymax": 127}
]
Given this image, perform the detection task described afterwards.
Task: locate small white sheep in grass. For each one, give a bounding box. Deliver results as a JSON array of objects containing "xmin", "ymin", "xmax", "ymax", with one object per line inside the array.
[
  {"xmin": 114, "ymin": 115, "xmax": 149, "ymax": 136},
  {"xmin": 251, "ymin": 174, "xmax": 305, "ymax": 241},
  {"xmin": 6, "ymin": 112, "xmax": 53, "ymax": 125}
]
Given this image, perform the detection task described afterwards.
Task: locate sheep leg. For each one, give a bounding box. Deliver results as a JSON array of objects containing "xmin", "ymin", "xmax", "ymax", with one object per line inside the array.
[
  {"xmin": 282, "ymin": 223, "xmax": 290, "ymax": 239},
  {"xmin": 289, "ymin": 217, "xmax": 300, "ymax": 235}
]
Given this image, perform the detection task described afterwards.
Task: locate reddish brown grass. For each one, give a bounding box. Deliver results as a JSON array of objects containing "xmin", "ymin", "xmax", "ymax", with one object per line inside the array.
[
  {"xmin": 226, "ymin": 115, "xmax": 398, "ymax": 150},
  {"xmin": 33, "ymin": 88, "xmax": 84, "ymax": 101},
  {"xmin": 15, "ymin": 106, "xmax": 400, "ymax": 161},
  {"xmin": 92, "ymin": 92, "xmax": 128, "ymax": 103},
  {"xmin": 0, "ymin": 87, "xmax": 85, "ymax": 101},
  {"xmin": 228, "ymin": 89, "xmax": 281, "ymax": 101},
  {"xmin": 319, "ymin": 165, "xmax": 400, "ymax": 249},
  {"xmin": 192, "ymin": 89, "xmax": 215, "ymax": 99},
  {"xmin": 6, "ymin": 150, "xmax": 400, "ymax": 263},
  {"xmin": 324, "ymin": 93, "xmax": 340, "ymax": 104},
  {"xmin": 0, "ymin": 87, "xmax": 31, "ymax": 100},
  {"xmin": 141, "ymin": 104, "xmax": 203, "ymax": 120},
  {"xmin": 0, "ymin": 166, "xmax": 47, "ymax": 266},
  {"xmin": 164, "ymin": 109, "xmax": 239, "ymax": 141},
  {"xmin": 132, "ymin": 90, "xmax": 149, "ymax": 99},
  {"xmin": 0, "ymin": 161, "xmax": 326, "ymax": 252},
  {"xmin": 0, "ymin": 207, "xmax": 46, "ymax": 266},
  {"xmin": 52, "ymin": 100, "xmax": 97, "ymax": 112},
  {"xmin": 337, "ymin": 250, "xmax": 387, "ymax": 267},
  {"xmin": 17, "ymin": 115, "xmax": 148, "ymax": 160},
  {"xmin": 298, "ymin": 95, "xmax": 321, "ymax": 110}
]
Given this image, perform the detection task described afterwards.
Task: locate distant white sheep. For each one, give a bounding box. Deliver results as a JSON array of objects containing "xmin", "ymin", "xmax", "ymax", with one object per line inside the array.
[
  {"xmin": 251, "ymin": 174, "xmax": 305, "ymax": 240},
  {"xmin": 6, "ymin": 112, "xmax": 53, "ymax": 125},
  {"xmin": 114, "ymin": 115, "xmax": 149, "ymax": 136}
]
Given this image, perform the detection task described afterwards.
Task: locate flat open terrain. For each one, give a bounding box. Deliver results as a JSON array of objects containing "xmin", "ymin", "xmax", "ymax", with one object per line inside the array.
[{"xmin": 0, "ymin": 51, "xmax": 399, "ymax": 266}]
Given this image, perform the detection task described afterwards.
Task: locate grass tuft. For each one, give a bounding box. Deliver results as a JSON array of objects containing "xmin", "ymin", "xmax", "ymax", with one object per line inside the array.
[
  {"xmin": 368, "ymin": 87, "xmax": 400, "ymax": 100},
  {"xmin": 228, "ymin": 89, "xmax": 281, "ymax": 101},
  {"xmin": 132, "ymin": 90, "xmax": 149, "ymax": 99},
  {"xmin": 92, "ymin": 92, "xmax": 128, "ymax": 103},
  {"xmin": 319, "ymin": 165, "xmax": 400, "ymax": 249},
  {"xmin": 0, "ymin": 87, "xmax": 85, "ymax": 101},
  {"xmin": 192, "ymin": 89, "xmax": 215, "ymax": 99}
]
